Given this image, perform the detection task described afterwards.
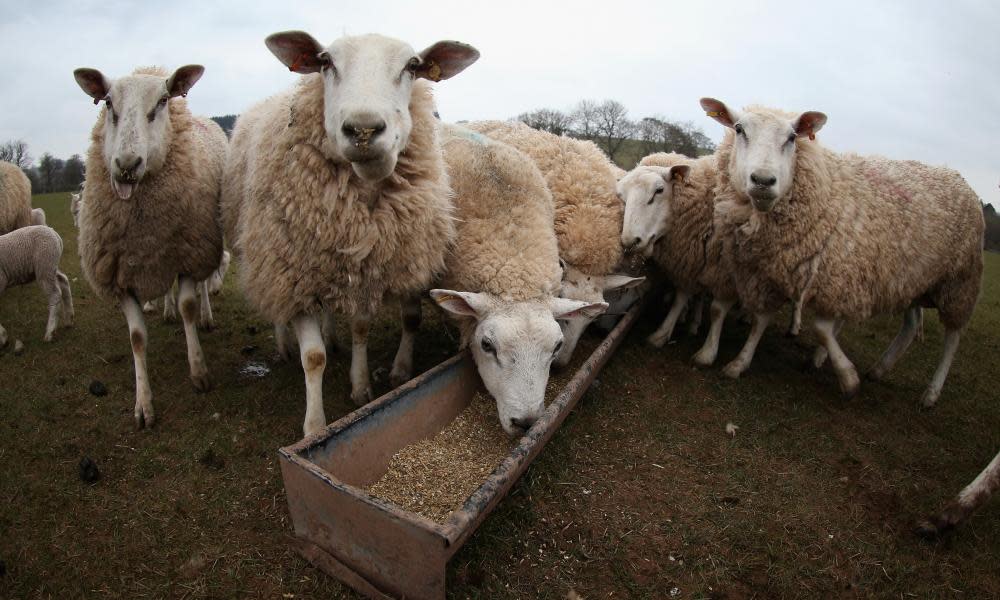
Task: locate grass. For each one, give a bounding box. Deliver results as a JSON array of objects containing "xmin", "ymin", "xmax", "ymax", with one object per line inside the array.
[{"xmin": 1, "ymin": 192, "xmax": 999, "ymax": 598}]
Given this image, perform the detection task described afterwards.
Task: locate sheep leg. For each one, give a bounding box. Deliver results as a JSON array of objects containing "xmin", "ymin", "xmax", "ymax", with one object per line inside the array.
[
  {"xmin": 916, "ymin": 449, "xmax": 1000, "ymax": 539},
  {"xmin": 274, "ymin": 322, "xmax": 296, "ymax": 362},
  {"xmin": 142, "ymin": 299, "xmax": 158, "ymax": 314},
  {"xmin": 163, "ymin": 283, "xmax": 178, "ymax": 321},
  {"xmin": 57, "ymin": 271, "xmax": 74, "ymax": 326},
  {"xmin": 178, "ymin": 277, "xmax": 211, "ymax": 392},
  {"xmin": 867, "ymin": 305, "xmax": 921, "ymax": 381},
  {"xmin": 390, "ymin": 294, "xmax": 422, "ymax": 387},
  {"xmin": 920, "ymin": 328, "xmax": 961, "ymax": 408},
  {"xmin": 687, "ymin": 295, "xmax": 705, "ymax": 337},
  {"xmin": 292, "ymin": 314, "xmax": 326, "ymax": 436},
  {"xmin": 321, "ymin": 309, "xmax": 338, "ymax": 351},
  {"xmin": 648, "ymin": 290, "xmax": 691, "ymax": 348},
  {"xmin": 198, "ymin": 280, "xmax": 214, "ymax": 331},
  {"xmin": 788, "ymin": 297, "xmax": 804, "ymax": 337},
  {"xmin": 692, "ymin": 298, "xmax": 735, "ymax": 367},
  {"xmin": 0, "ymin": 275, "xmax": 7, "ymax": 347},
  {"xmin": 811, "ymin": 320, "xmax": 843, "ymax": 369},
  {"xmin": 350, "ymin": 313, "xmax": 374, "ymax": 406},
  {"xmin": 722, "ymin": 312, "xmax": 773, "ymax": 379},
  {"xmin": 122, "ymin": 295, "xmax": 154, "ymax": 429},
  {"xmin": 40, "ymin": 273, "xmax": 62, "ymax": 342},
  {"xmin": 813, "ymin": 317, "xmax": 860, "ymax": 398}
]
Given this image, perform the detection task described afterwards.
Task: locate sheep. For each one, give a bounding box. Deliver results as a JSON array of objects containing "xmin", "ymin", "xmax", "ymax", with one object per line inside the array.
[
  {"xmin": 0, "ymin": 161, "xmax": 32, "ymax": 234},
  {"xmin": 73, "ymin": 64, "xmax": 226, "ymax": 429},
  {"xmin": 462, "ymin": 120, "xmax": 644, "ymax": 367},
  {"xmin": 424, "ymin": 124, "xmax": 607, "ymax": 435},
  {"xmin": 221, "ymin": 31, "xmax": 479, "ymax": 436},
  {"xmin": 617, "ymin": 152, "xmax": 739, "ymax": 366},
  {"xmin": 30, "ymin": 208, "xmax": 46, "ymax": 226},
  {"xmin": 701, "ymin": 98, "xmax": 983, "ymax": 403},
  {"xmin": 0, "ymin": 225, "xmax": 73, "ymax": 347},
  {"xmin": 916, "ymin": 449, "xmax": 1000, "ymax": 538},
  {"xmin": 69, "ymin": 188, "xmax": 82, "ymax": 227},
  {"xmin": 143, "ymin": 250, "xmax": 231, "ymax": 326}
]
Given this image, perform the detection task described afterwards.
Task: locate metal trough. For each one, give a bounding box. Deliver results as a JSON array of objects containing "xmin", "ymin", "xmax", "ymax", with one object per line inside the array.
[{"xmin": 278, "ymin": 298, "xmax": 646, "ymax": 599}]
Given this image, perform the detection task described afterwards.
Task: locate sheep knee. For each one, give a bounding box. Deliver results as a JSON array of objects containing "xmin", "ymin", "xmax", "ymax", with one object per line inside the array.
[
  {"xmin": 130, "ymin": 329, "xmax": 145, "ymax": 354},
  {"xmin": 304, "ymin": 348, "xmax": 326, "ymax": 373},
  {"xmin": 180, "ymin": 296, "xmax": 198, "ymax": 322}
]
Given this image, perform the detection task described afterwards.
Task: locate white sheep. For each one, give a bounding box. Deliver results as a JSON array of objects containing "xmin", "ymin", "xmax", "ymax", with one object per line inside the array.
[
  {"xmin": 69, "ymin": 190, "xmax": 82, "ymax": 228},
  {"xmin": 702, "ymin": 98, "xmax": 983, "ymax": 404},
  {"xmin": 222, "ymin": 31, "xmax": 479, "ymax": 436},
  {"xmin": 0, "ymin": 161, "xmax": 32, "ymax": 234},
  {"xmin": 425, "ymin": 124, "xmax": 607, "ymax": 435},
  {"xmin": 0, "ymin": 225, "xmax": 73, "ymax": 346},
  {"xmin": 30, "ymin": 208, "xmax": 46, "ymax": 226},
  {"xmin": 73, "ymin": 65, "xmax": 226, "ymax": 429}
]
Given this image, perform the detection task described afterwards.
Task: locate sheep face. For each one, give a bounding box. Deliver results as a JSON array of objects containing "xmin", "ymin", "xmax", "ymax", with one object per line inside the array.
[
  {"xmin": 618, "ymin": 164, "xmax": 691, "ymax": 257},
  {"xmin": 700, "ymin": 98, "xmax": 826, "ymax": 212},
  {"xmin": 74, "ymin": 66, "xmax": 205, "ymax": 200},
  {"xmin": 431, "ymin": 290, "xmax": 607, "ymax": 436},
  {"xmin": 265, "ymin": 31, "xmax": 479, "ymax": 182},
  {"xmin": 556, "ymin": 264, "xmax": 643, "ymax": 368}
]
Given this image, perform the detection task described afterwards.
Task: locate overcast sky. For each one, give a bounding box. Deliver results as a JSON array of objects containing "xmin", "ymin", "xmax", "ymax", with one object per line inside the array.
[{"xmin": 1, "ymin": 0, "xmax": 997, "ymax": 207}]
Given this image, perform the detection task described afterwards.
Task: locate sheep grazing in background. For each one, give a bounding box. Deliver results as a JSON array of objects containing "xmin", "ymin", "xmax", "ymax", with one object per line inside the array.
[
  {"xmin": 426, "ymin": 124, "xmax": 607, "ymax": 435},
  {"xmin": 0, "ymin": 226, "xmax": 73, "ymax": 347},
  {"xmin": 30, "ymin": 208, "xmax": 46, "ymax": 226},
  {"xmin": 222, "ymin": 31, "xmax": 479, "ymax": 436},
  {"xmin": 462, "ymin": 120, "xmax": 643, "ymax": 367},
  {"xmin": 617, "ymin": 152, "xmax": 739, "ymax": 366},
  {"xmin": 69, "ymin": 188, "xmax": 83, "ymax": 227},
  {"xmin": 916, "ymin": 449, "xmax": 1000, "ymax": 538},
  {"xmin": 0, "ymin": 161, "xmax": 32, "ymax": 234},
  {"xmin": 73, "ymin": 64, "xmax": 226, "ymax": 429},
  {"xmin": 702, "ymin": 98, "xmax": 983, "ymax": 403}
]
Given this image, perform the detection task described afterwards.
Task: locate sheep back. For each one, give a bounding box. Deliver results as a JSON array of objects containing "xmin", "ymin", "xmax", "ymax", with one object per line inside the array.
[{"xmin": 0, "ymin": 161, "xmax": 32, "ymax": 235}]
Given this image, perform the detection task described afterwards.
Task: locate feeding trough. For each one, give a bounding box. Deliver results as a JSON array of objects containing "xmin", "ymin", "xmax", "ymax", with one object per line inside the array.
[{"xmin": 278, "ymin": 296, "xmax": 646, "ymax": 599}]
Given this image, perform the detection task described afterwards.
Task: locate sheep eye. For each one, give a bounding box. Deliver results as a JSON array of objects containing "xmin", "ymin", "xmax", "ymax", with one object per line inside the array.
[
  {"xmin": 318, "ymin": 52, "xmax": 336, "ymax": 75},
  {"xmin": 734, "ymin": 123, "xmax": 745, "ymax": 137},
  {"xmin": 786, "ymin": 133, "xmax": 797, "ymax": 145},
  {"xmin": 647, "ymin": 188, "xmax": 664, "ymax": 205},
  {"xmin": 480, "ymin": 338, "xmax": 496, "ymax": 356},
  {"xmin": 553, "ymin": 340, "xmax": 563, "ymax": 355}
]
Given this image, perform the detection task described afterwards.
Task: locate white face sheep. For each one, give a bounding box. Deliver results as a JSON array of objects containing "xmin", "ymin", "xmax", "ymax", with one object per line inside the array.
[
  {"xmin": 619, "ymin": 164, "xmax": 691, "ymax": 258},
  {"xmin": 0, "ymin": 226, "xmax": 73, "ymax": 346}
]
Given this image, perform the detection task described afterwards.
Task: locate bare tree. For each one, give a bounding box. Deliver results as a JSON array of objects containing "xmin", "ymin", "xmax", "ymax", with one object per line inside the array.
[
  {"xmin": 37, "ymin": 153, "xmax": 64, "ymax": 194},
  {"xmin": 0, "ymin": 139, "xmax": 32, "ymax": 170},
  {"xmin": 593, "ymin": 99, "xmax": 634, "ymax": 162},
  {"xmin": 60, "ymin": 154, "xmax": 86, "ymax": 190},
  {"xmin": 570, "ymin": 99, "xmax": 600, "ymax": 139},
  {"xmin": 517, "ymin": 108, "xmax": 574, "ymax": 136}
]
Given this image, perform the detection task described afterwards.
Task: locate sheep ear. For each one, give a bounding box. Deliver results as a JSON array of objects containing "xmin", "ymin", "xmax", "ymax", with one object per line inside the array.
[
  {"xmin": 794, "ymin": 111, "xmax": 827, "ymax": 139},
  {"xmin": 430, "ymin": 289, "xmax": 489, "ymax": 318},
  {"xmin": 416, "ymin": 41, "xmax": 480, "ymax": 81},
  {"xmin": 74, "ymin": 68, "xmax": 110, "ymax": 103},
  {"xmin": 167, "ymin": 65, "xmax": 204, "ymax": 98},
  {"xmin": 669, "ymin": 165, "xmax": 690, "ymax": 182},
  {"xmin": 602, "ymin": 275, "xmax": 645, "ymax": 293},
  {"xmin": 700, "ymin": 97, "xmax": 737, "ymax": 129},
  {"xmin": 265, "ymin": 30, "xmax": 328, "ymax": 74},
  {"xmin": 550, "ymin": 298, "xmax": 608, "ymax": 320}
]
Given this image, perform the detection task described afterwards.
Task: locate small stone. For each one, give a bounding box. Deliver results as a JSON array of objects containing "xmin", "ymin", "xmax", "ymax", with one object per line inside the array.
[
  {"xmin": 12, "ymin": 340, "xmax": 25, "ymax": 356},
  {"xmin": 79, "ymin": 457, "xmax": 101, "ymax": 483},
  {"xmin": 89, "ymin": 381, "xmax": 108, "ymax": 397},
  {"xmin": 211, "ymin": 412, "xmax": 221, "ymax": 421}
]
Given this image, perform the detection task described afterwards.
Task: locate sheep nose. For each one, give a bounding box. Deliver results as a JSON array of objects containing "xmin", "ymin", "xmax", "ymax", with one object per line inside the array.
[
  {"xmin": 750, "ymin": 171, "xmax": 776, "ymax": 187},
  {"xmin": 622, "ymin": 236, "xmax": 641, "ymax": 252},
  {"xmin": 115, "ymin": 155, "xmax": 143, "ymax": 177},
  {"xmin": 509, "ymin": 416, "xmax": 535, "ymax": 433},
  {"xmin": 341, "ymin": 116, "xmax": 387, "ymax": 145}
]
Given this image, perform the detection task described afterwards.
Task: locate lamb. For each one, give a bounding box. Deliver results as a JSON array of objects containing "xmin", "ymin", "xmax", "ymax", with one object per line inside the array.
[
  {"xmin": 916, "ymin": 449, "xmax": 1000, "ymax": 538},
  {"xmin": 221, "ymin": 31, "xmax": 479, "ymax": 436},
  {"xmin": 701, "ymin": 98, "xmax": 983, "ymax": 403},
  {"xmin": 73, "ymin": 64, "xmax": 226, "ymax": 428},
  {"xmin": 462, "ymin": 120, "xmax": 643, "ymax": 367},
  {"xmin": 30, "ymin": 208, "xmax": 46, "ymax": 226},
  {"xmin": 424, "ymin": 124, "xmax": 607, "ymax": 435},
  {"xmin": 0, "ymin": 161, "xmax": 32, "ymax": 234},
  {"xmin": 0, "ymin": 225, "xmax": 73, "ymax": 347},
  {"xmin": 617, "ymin": 152, "xmax": 739, "ymax": 366},
  {"xmin": 69, "ymin": 189, "xmax": 82, "ymax": 227}
]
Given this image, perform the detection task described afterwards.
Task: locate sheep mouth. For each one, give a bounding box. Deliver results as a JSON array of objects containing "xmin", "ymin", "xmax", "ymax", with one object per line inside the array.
[
  {"xmin": 748, "ymin": 190, "xmax": 777, "ymax": 211},
  {"xmin": 112, "ymin": 176, "xmax": 139, "ymax": 200}
]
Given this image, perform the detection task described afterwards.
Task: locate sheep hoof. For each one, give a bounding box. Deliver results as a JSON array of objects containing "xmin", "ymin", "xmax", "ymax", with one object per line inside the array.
[
  {"xmin": 134, "ymin": 407, "xmax": 155, "ymax": 430},
  {"xmin": 191, "ymin": 373, "xmax": 213, "ymax": 393},
  {"xmin": 303, "ymin": 416, "xmax": 326, "ymax": 437},
  {"xmin": 198, "ymin": 319, "xmax": 215, "ymax": 332},
  {"xmin": 721, "ymin": 362, "xmax": 744, "ymax": 379},
  {"xmin": 914, "ymin": 516, "xmax": 954, "ymax": 541},
  {"xmin": 840, "ymin": 375, "xmax": 861, "ymax": 400},
  {"xmin": 646, "ymin": 334, "xmax": 668, "ymax": 349},
  {"xmin": 691, "ymin": 351, "xmax": 715, "ymax": 367},
  {"xmin": 389, "ymin": 369, "xmax": 412, "ymax": 388},
  {"xmin": 351, "ymin": 386, "xmax": 374, "ymax": 407},
  {"xmin": 920, "ymin": 388, "xmax": 940, "ymax": 408}
]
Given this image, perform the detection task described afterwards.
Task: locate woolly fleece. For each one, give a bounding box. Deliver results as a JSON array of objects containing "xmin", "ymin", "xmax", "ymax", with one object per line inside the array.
[{"xmin": 0, "ymin": 161, "xmax": 32, "ymax": 235}]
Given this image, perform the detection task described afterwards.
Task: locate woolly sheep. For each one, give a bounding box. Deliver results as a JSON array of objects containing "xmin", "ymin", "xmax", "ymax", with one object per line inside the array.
[
  {"xmin": 463, "ymin": 120, "xmax": 643, "ymax": 367},
  {"xmin": 221, "ymin": 31, "xmax": 479, "ymax": 436},
  {"xmin": 421, "ymin": 124, "xmax": 607, "ymax": 435},
  {"xmin": 702, "ymin": 98, "xmax": 983, "ymax": 404},
  {"xmin": 69, "ymin": 189, "xmax": 82, "ymax": 227},
  {"xmin": 618, "ymin": 152, "xmax": 739, "ymax": 366},
  {"xmin": 0, "ymin": 225, "xmax": 73, "ymax": 346},
  {"xmin": 30, "ymin": 208, "xmax": 46, "ymax": 226},
  {"xmin": 0, "ymin": 161, "xmax": 32, "ymax": 234},
  {"xmin": 916, "ymin": 449, "xmax": 1000, "ymax": 538},
  {"xmin": 73, "ymin": 65, "xmax": 226, "ymax": 428}
]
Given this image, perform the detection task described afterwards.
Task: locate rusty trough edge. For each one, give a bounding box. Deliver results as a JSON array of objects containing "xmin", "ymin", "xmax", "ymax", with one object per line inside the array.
[{"xmin": 440, "ymin": 295, "xmax": 648, "ymax": 549}]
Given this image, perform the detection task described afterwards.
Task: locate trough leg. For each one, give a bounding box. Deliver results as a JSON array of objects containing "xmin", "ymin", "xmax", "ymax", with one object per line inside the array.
[
  {"xmin": 57, "ymin": 271, "xmax": 74, "ymax": 326},
  {"xmin": 692, "ymin": 298, "xmax": 734, "ymax": 367},
  {"xmin": 648, "ymin": 290, "xmax": 690, "ymax": 348},
  {"xmin": 920, "ymin": 328, "xmax": 961, "ymax": 407},
  {"xmin": 390, "ymin": 294, "xmax": 422, "ymax": 387},
  {"xmin": 178, "ymin": 276, "xmax": 211, "ymax": 392},
  {"xmin": 722, "ymin": 312, "xmax": 772, "ymax": 379},
  {"xmin": 198, "ymin": 280, "xmax": 214, "ymax": 331},
  {"xmin": 292, "ymin": 314, "xmax": 326, "ymax": 436},
  {"xmin": 867, "ymin": 305, "xmax": 921, "ymax": 381},
  {"xmin": 916, "ymin": 449, "xmax": 1000, "ymax": 538},
  {"xmin": 350, "ymin": 312, "xmax": 375, "ymax": 406},
  {"xmin": 122, "ymin": 295, "xmax": 154, "ymax": 428},
  {"xmin": 813, "ymin": 317, "xmax": 860, "ymax": 398}
]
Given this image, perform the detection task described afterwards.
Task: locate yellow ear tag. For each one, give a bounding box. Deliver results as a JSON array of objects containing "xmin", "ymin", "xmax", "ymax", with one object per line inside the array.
[
  {"xmin": 427, "ymin": 61, "xmax": 442, "ymax": 82},
  {"xmin": 706, "ymin": 111, "xmax": 720, "ymax": 117}
]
